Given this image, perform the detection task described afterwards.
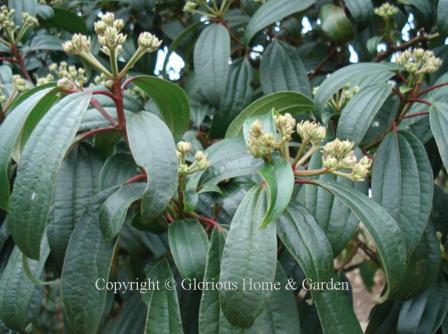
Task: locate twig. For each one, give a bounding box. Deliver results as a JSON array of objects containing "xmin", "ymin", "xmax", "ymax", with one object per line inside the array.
[
  {"xmin": 294, "ymin": 178, "xmax": 316, "ymax": 185},
  {"xmin": 309, "ymin": 47, "xmax": 337, "ymax": 79},
  {"xmin": 406, "ymin": 98, "xmax": 432, "ymax": 106},
  {"xmin": 191, "ymin": 212, "xmax": 224, "ymax": 231},
  {"xmin": 10, "ymin": 44, "xmax": 31, "ymax": 81},
  {"xmin": 125, "ymin": 173, "xmax": 147, "ymax": 184},
  {"xmin": 417, "ymin": 82, "xmax": 448, "ymax": 97},
  {"xmin": 90, "ymin": 98, "xmax": 117, "ymax": 125},
  {"xmin": 400, "ymin": 111, "xmax": 429, "ymax": 119}
]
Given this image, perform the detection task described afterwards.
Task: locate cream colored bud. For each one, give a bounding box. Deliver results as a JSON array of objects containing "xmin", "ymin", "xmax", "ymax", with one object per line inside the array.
[
  {"xmin": 323, "ymin": 157, "xmax": 338, "ymax": 170},
  {"xmin": 183, "ymin": 1, "xmax": 198, "ymax": 12},
  {"xmin": 249, "ymin": 120, "xmax": 263, "ymax": 138},
  {"xmin": 178, "ymin": 163, "xmax": 189, "ymax": 175},
  {"xmin": 114, "ymin": 19, "xmax": 124, "ymax": 31},
  {"xmin": 194, "ymin": 150, "xmax": 207, "ymax": 161},
  {"xmin": 94, "ymin": 21, "xmax": 107, "ymax": 35},
  {"xmin": 63, "ymin": 34, "xmax": 91, "ymax": 54},
  {"xmin": 102, "ymin": 12, "xmax": 115, "ymax": 25},
  {"xmin": 197, "ymin": 158, "xmax": 210, "ymax": 170},
  {"xmin": 138, "ymin": 32, "xmax": 162, "ymax": 52},
  {"xmin": 57, "ymin": 78, "xmax": 76, "ymax": 90},
  {"xmin": 177, "ymin": 141, "xmax": 192, "ymax": 154},
  {"xmin": 22, "ymin": 12, "xmax": 38, "ymax": 26},
  {"xmin": 49, "ymin": 63, "xmax": 57, "ymax": 72}
]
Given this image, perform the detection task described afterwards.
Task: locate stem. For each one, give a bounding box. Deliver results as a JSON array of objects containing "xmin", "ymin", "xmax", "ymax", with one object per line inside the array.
[
  {"xmin": 109, "ymin": 48, "xmax": 118, "ymax": 77},
  {"xmin": 125, "ymin": 173, "xmax": 147, "ymax": 184},
  {"xmin": 309, "ymin": 47, "xmax": 337, "ymax": 79},
  {"xmin": 295, "ymin": 145, "xmax": 319, "ymax": 168},
  {"xmin": 401, "ymin": 111, "xmax": 429, "ymax": 119},
  {"xmin": 118, "ymin": 48, "xmax": 144, "ymax": 77},
  {"xmin": 76, "ymin": 125, "xmax": 121, "ymax": 142},
  {"xmin": 292, "ymin": 140, "xmax": 309, "ymax": 168},
  {"xmin": 10, "ymin": 44, "xmax": 31, "ymax": 81},
  {"xmin": 294, "ymin": 167, "xmax": 328, "ymax": 177},
  {"xmin": 90, "ymin": 98, "xmax": 117, "ymax": 125},
  {"xmin": 417, "ymin": 82, "xmax": 448, "ymax": 97},
  {"xmin": 294, "ymin": 178, "xmax": 316, "ymax": 185},
  {"xmin": 112, "ymin": 79, "xmax": 126, "ymax": 128},
  {"xmin": 406, "ymin": 98, "xmax": 432, "ymax": 106},
  {"xmin": 191, "ymin": 212, "xmax": 223, "ymax": 231}
]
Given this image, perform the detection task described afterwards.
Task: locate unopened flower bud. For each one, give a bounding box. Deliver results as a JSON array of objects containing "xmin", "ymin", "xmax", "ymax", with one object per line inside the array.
[
  {"xmin": 138, "ymin": 32, "xmax": 162, "ymax": 52},
  {"xmin": 183, "ymin": 1, "xmax": 198, "ymax": 13},
  {"xmin": 297, "ymin": 121, "xmax": 326, "ymax": 144},
  {"xmin": 102, "ymin": 12, "xmax": 115, "ymax": 25},
  {"xmin": 94, "ymin": 21, "xmax": 107, "ymax": 35},
  {"xmin": 177, "ymin": 141, "xmax": 192, "ymax": 154},
  {"xmin": 178, "ymin": 163, "xmax": 189, "ymax": 175},
  {"xmin": 22, "ymin": 12, "xmax": 38, "ymax": 26},
  {"xmin": 62, "ymin": 34, "xmax": 91, "ymax": 55},
  {"xmin": 374, "ymin": 2, "xmax": 399, "ymax": 20}
]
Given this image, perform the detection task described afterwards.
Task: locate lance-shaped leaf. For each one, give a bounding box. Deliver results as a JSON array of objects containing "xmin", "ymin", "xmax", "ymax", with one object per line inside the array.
[
  {"xmin": 46, "ymin": 145, "xmax": 103, "ymax": 268},
  {"xmin": 8, "ymin": 92, "xmax": 92, "ymax": 260},
  {"xmin": 131, "ymin": 76, "xmax": 190, "ymax": 138},
  {"xmin": 314, "ymin": 63, "xmax": 398, "ymax": 115},
  {"xmin": 260, "ymin": 40, "xmax": 311, "ymax": 97},
  {"xmin": 99, "ymin": 153, "xmax": 139, "ymax": 191},
  {"xmin": 244, "ymin": 0, "xmax": 315, "ymax": 44},
  {"xmin": 259, "ymin": 156, "xmax": 294, "ymax": 227},
  {"xmin": 226, "ymin": 92, "xmax": 313, "ymax": 138},
  {"xmin": 372, "ymin": 131, "xmax": 433, "ymax": 255},
  {"xmin": 61, "ymin": 188, "xmax": 118, "ymax": 334},
  {"xmin": 99, "ymin": 183, "xmax": 146, "ymax": 241},
  {"xmin": 277, "ymin": 201, "xmax": 362, "ymax": 334},
  {"xmin": 337, "ymin": 83, "xmax": 393, "ymax": 145},
  {"xmin": 168, "ymin": 219, "xmax": 209, "ymax": 280},
  {"xmin": 0, "ymin": 238, "xmax": 50, "ymax": 331},
  {"xmin": 220, "ymin": 186, "xmax": 277, "ymax": 329},
  {"xmin": 0, "ymin": 85, "xmax": 57, "ymax": 211},
  {"xmin": 315, "ymin": 180, "xmax": 407, "ymax": 301},
  {"xmin": 126, "ymin": 111, "xmax": 178, "ymax": 223},
  {"xmin": 193, "ymin": 23, "xmax": 230, "ymax": 106},
  {"xmin": 143, "ymin": 257, "xmax": 183, "ymax": 334},
  {"xmin": 429, "ymin": 102, "xmax": 448, "ymax": 170}
]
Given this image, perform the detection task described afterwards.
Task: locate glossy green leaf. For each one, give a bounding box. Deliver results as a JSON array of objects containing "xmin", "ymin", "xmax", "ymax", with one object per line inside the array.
[
  {"xmin": 244, "ymin": 0, "xmax": 315, "ymax": 44},
  {"xmin": 210, "ymin": 58, "xmax": 254, "ymax": 138},
  {"xmin": 226, "ymin": 92, "xmax": 314, "ymax": 138},
  {"xmin": 126, "ymin": 111, "xmax": 178, "ymax": 223},
  {"xmin": 429, "ymin": 102, "xmax": 448, "ymax": 170},
  {"xmin": 259, "ymin": 156, "xmax": 294, "ymax": 227},
  {"xmin": 61, "ymin": 188, "xmax": 118, "ymax": 334},
  {"xmin": 8, "ymin": 0, "xmax": 38, "ymax": 24},
  {"xmin": 143, "ymin": 257, "xmax": 183, "ymax": 334},
  {"xmin": 319, "ymin": 4, "xmax": 353, "ymax": 43},
  {"xmin": 168, "ymin": 219, "xmax": 209, "ymax": 280},
  {"xmin": 0, "ymin": 85, "xmax": 57, "ymax": 211},
  {"xmin": 0, "ymin": 239, "xmax": 49, "ymax": 331},
  {"xmin": 131, "ymin": 76, "xmax": 190, "ymax": 138},
  {"xmin": 260, "ymin": 40, "xmax": 311, "ymax": 97},
  {"xmin": 46, "ymin": 7, "xmax": 88, "ymax": 33},
  {"xmin": 344, "ymin": 0, "xmax": 373, "ymax": 22},
  {"xmin": 397, "ymin": 276, "xmax": 448, "ymax": 334},
  {"xmin": 277, "ymin": 201, "xmax": 362, "ymax": 334},
  {"xmin": 438, "ymin": 0, "xmax": 448, "ymax": 32},
  {"xmin": 220, "ymin": 186, "xmax": 277, "ymax": 329},
  {"xmin": 193, "ymin": 23, "xmax": 230, "ymax": 106},
  {"xmin": 372, "ymin": 131, "xmax": 433, "ymax": 254},
  {"xmin": 314, "ymin": 63, "xmax": 398, "ymax": 115},
  {"xmin": 8, "ymin": 92, "xmax": 92, "ymax": 260},
  {"xmin": 99, "ymin": 153, "xmax": 139, "ymax": 191},
  {"xmin": 99, "ymin": 183, "xmax": 146, "ymax": 241},
  {"xmin": 337, "ymin": 83, "xmax": 393, "ymax": 145},
  {"xmin": 47, "ymin": 145, "xmax": 103, "ymax": 268},
  {"xmin": 315, "ymin": 180, "xmax": 407, "ymax": 301},
  {"xmin": 102, "ymin": 293, "xmax": 146, "ymax": 334}
]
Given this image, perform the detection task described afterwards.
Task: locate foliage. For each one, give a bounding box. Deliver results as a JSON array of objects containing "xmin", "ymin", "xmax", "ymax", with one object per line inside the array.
[{"xmin": 0, "ymin": 0, "xmax": 447, "ymax": 333}]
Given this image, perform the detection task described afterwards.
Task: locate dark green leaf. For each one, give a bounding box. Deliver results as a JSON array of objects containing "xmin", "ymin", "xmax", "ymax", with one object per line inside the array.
[
  {"xmin": 8, "ymin": 0, "xmax": 37, "ymax": 24},
  {"xmin": 131, "ymin": 76, "xmax": 190, "ymax": 138},
  {"xmin": 226, "ymin": 92, "xmax": 313, "ymax": 138},
  {"xmin": 102, "ymin": 293, "xmax": 146, "ymax": 334},
  {"xmin": 143, "ymin": 257, "xmax": 183, "ymax": 334},
  {"xmin": 344, "ymin": 0, "xmax": 373, "ymax": 22},
  {"xmin": 260, "ymin": 41, "xmax": 311, "ymax": 97},
  {"xmin": 371, "ymin": 131, "xmax": 433, "ymax": 254},
  {"xmin": 438, "ymin": 0, "xmax": 448, "ymax": 32},
  {"xmin": 61, "ymin": 188, "xmax": 118, "ymax": 334},
  {"xmin": 337, "ymin": 83, "xmax": 393, "ymax": 145},
  {"xmin": 220, "ymin": 186, "xmax": 277, "ymax": 328},
  {"xmin": 8, "ymin": 92, "xmax": 92, "ymax": 260},
  {"xmin": 46, "ymin": 7, "xmax": 87, "ymax": 33},
  {"xmin": 99, "ymin": 153, "xmax": 139, "ymax": 191},
  {"xmin": 193, "ymin": 23, "xmax": 230, "ymax": 106},
  {"xmin": 319, "ymin": 4, "xmax": 353, "ymax": 43},
  {"xmin": 126, "ymin": 111, "xmax": 178, "ymax": 223},
  {"xmin": 429, "ymin": 102, "xmax": 448, "ymax": 170},
  {"xmin": 244, "ymin": 0, "xmax": 316, "ymax": 44},
  {"xmin": 168, "ymin": 219, "xmax": 209, "ymax": 280}
]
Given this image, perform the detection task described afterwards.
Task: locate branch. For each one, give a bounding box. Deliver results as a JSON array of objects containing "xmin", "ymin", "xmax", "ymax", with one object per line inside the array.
[
  {"xmin": 417, "ymin": 82, "xmax": 448, "ymax": 97},
  {"xmin": 90, "ymin": 98, "xmax": 117, "ymax": 125},
  {"xmin": 406, "ymin": 98, "xmax": 432, "ymax": 106},
  {"xmin": 191, "ymin": 212, "xmax": 224, "ymax": 231},
  {"xmin": 125, "ymin": 173, "xmax": 147, "ymax": 184},
  {"xmin": 10, "ymin": 44, "xmax": 31, "ymax": 81},
  {"xmin": 309, "ymin": 47, "xmax": 337, "ymax": 79},
  {"xmin": 400, "ymin": 111, "xmax": 429, "ymax": 119}
]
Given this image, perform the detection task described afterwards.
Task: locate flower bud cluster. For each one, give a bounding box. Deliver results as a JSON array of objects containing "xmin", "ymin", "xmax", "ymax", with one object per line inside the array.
[
  {"xmin": 0, "ymin": 6, "xmax": 16, "ymax": 33},
  {"xmin": 296, "ymin": 121, "xmax": 326, "ymax": 145},
  {"xmin": 275, "ymin": 113, "xmax": 296, "ymax": 142},
  {"xmin": 0, "ymin": 83, "xmax": 6, "ymax": 103},
  {"xmin": 176, "ymin": 141, "xmax": 210, "ymax": 176},
  {"xmin": 396, "ymin": 48, "xmax": 442, "ymax": 75},
  {"xmin": 39, "ymin": 62, "xmax": 87, "ymax": 88},
  {"xmin": 22, "ymin": 12, "xmax": 38, "ymax": 27},
  {"xmin": 12, "ymin": 74, "xmax": 30, "ymax": 92},
  {"xmin": 247, "ymin": 120, "xmax": 278, "ymax": 158},
  {"xmin": 62, "ymin": 33, "xmax": 91, "ymax": 55},
  {"xmin": 328, "ymin": 84, "xmax": 360, "ymax": 112},
  {"xmin": 95, "ymin": 13, "xmax": 126, "ymax": 57},
  {"xmin": 322, "ymin": 139, "xmax": 372, "ymax": 181},
  {"xmin": 138, "ymin": 32, "xmax": 162, "ymax": 53},
  {"xmin": 183, "ymin": 1, "xmax": 198, "ymax": 13},
  {"xmin": 94, "ymin": 73, "xmax": 114, "ymax": 89},
  {"xmin": 374, "ymin": 2, "xmax": 399, "ymax": 20}
]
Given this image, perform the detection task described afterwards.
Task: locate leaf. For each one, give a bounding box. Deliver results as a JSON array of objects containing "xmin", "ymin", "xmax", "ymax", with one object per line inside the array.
[
  {"xmin": 193, "ymin": 23, "xmax": 230, "ymax": 106},
  {"xmin": 143, "ymin": 258, "xmax": 183, "ymax": 334},
  {"xmin": 319, "ymin": 4, "xmax": 353, "ymax": 43},
  {"xmin": 0, "ymin": 86, "xmax": 56, "ymax": 211},
  {"xmin": 314, "ymin": 63, "xmax": 398, "ymax": 115},
  {"xmin": 277, "ymin": 201, "xmax": 362, "ymax": 333},
  {"xmin": 260, "ymin": 41, "xmax": 311, "ymax": 97},
  {"xmin": 429, "ymin": 102, "xmax": 448, "ymax": 170},
  {"xmin": 337, "ymin": 83, "xmax": 393, "ymax": 145},
  {"xmin": 8, "ymin": 92, "xmax": 92, "ymax": 260},
  {"xmin": 0, "ymin": 239, "xmax": 49, "ymax": 331},
  {"xmin": 242, "ymin": 108, "xmax": 277, "ymax": 144},
  {"xmin": 168, "ymin": 219, "xmax": 209, "ymax": 280},
  {"xmin": 8, "ymin": 0, "xmax": 38, "ymax": 24},
  {"xmin": 126, "ymin": 111, "xmax": 178, "ymax": 223},
  {"xmin": 219, "ymin": 186, "xmax": 277, "ymax": 329},
  {"xmin": 244, "ymin": 0, "xmax": 316, "ymax": 44},
  {"xmin": 304, "ymin": 151, "xmax": 368, "ymax": 255},
  {"xmin": 131, "ymin": 76, "xmax": 190, "ymax": 138},
  {"xmin": 99, "ymin": 183, "xmax": 146, "ymax": 241},
  {"xmin": 226, "ymin": 92, "xmax": 314, "ymax": 138},
  {"xmin": 99, "ymin": 153, "xmax": 140, "ymax": 191},
  {"xmin": 29, "ymin": 34, "xmax": 63, "ymax": 51},
  {"xmin": 46, "ymin": 7, "xmax": 88, "ymax": 33},
  {"xmin": 210, "ymin": 58, "xmax": 255, "ymax": 138},
  {"xmin": 344, "ymin": 0, "xmax": 373, "ymax": 22},
  {"xmin": 315, "ymin": 180, "xmax": 407, "ymax": 301},
  {"xmin": 46, "ymin": 145, "xmax": 103, "ymax": 268},
  {"xmin": 437, "ymin": 0, "xmax": 448, "ymax": 32},
  {"xmin": 61, "ymin": 188, "xmax": 118, "ymax": 334},
  {"xmin": 102, "ymin": 293, "xmax": 147, "ymax": 334},
  {"xmin": 397, "ymin": 276, "xmax": 448, "ymax": 334},
  {"xmin": 259, "ymin": 156, "xmax": 294, "ymax": 227},
  {"xmin": 371, "ymin": 131, "xmax": 433, "ymax": 255}
]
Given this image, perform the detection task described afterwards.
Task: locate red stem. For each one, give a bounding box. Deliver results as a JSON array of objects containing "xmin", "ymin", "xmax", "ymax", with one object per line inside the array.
[
  {"xmin": 294, "ymin": 178, "xmax": 316, "ymax": 185},
  {"xmin": 112, "ymin": 80, "xmax": 126, "ymax": 129},
  {"xmin": 192, "ymin": 213, "xmax": 223, "ymax": 231},
  {"xmin": 406, "ymin": 98, "xmax": 432, "ymax": 106},
  {"xmin": 401, "ymin": 111, "xmax": 429, "ymax": 119},
  {"xmin": 417, "ymin": 82, "xmax": 448, "ymax": 97},
  {"xmin": 77, "ymin": 126, "xmax": 121, "ymax": 141},
  {"xmin": 125, "ymin": 173, "xmax": 147, "ymax": 184},
  {"xmin": 0, "ymin": 56, "xmax": 16, "ymax": 62},
  {"xmin": 90, "ymin": 98, "xmax": 117, "ymax": 125},
  {"xmin": 11, "ymin": 44, "xmax": 31, "ymax": 81}
]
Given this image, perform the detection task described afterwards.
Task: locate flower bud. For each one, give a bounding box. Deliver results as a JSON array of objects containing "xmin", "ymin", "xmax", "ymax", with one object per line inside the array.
[
  {"xmin": 183, "ymin": 1, "xmax": 198, "ymax": 13},
  {"xmin": 62, "ymin": 34, "xmax": 91, "ymax": 55},
  {"xmin": 374, "ymin": 2, "xmax": 399, "ymax": 20},
  {"xmin": 101, "ymin": 12, "xmax": 115, "ymax": 25},
  {"xmin": 138, "ymin": 32, "xmax": 162, "ymax": 52},
  {"xmin": 177, "ymin": 141, "xmax": 192, "ymax": 154},
  {"xmin": 22, "ymin": 12, "xmax": 38, "ymax": 26},
  {"xmin": 94, "ymin": 21, "xmax": 107, "ymax": 35}
]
